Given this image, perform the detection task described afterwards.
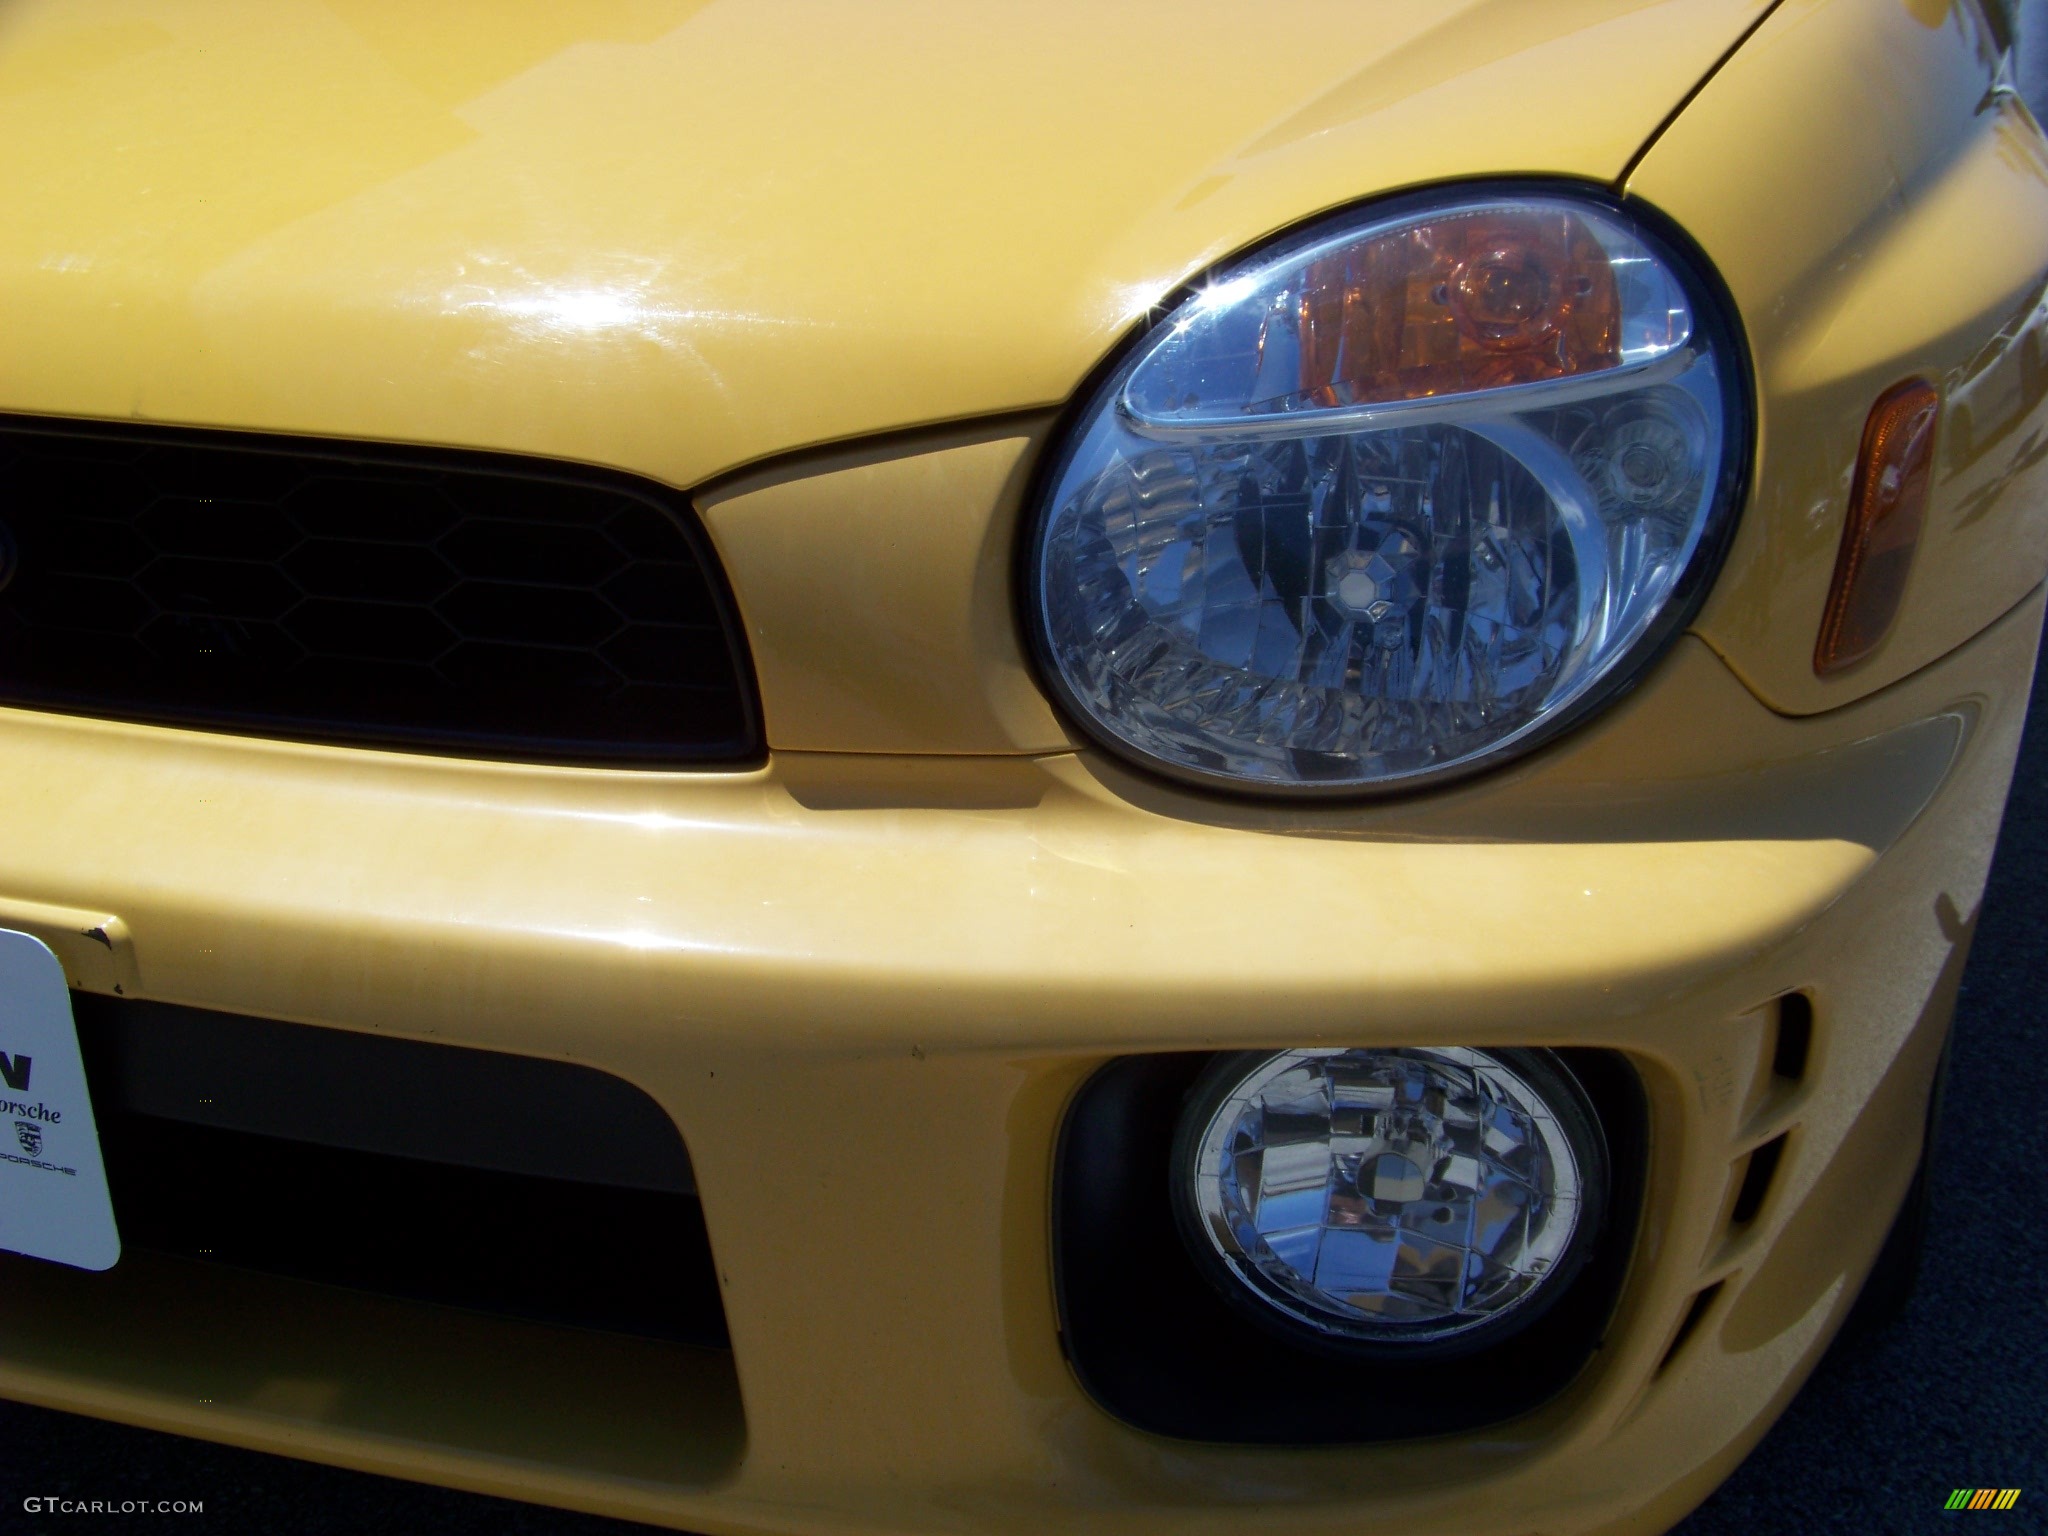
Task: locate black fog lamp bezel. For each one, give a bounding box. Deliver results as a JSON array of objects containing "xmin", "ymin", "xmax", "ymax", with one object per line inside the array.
[{"xmin": 1051, "ymin": 1048, "xmax": 1645, "ymax": 1444}]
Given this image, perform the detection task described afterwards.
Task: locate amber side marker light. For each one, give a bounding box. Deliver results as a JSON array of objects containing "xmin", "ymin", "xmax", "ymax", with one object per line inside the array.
[{"xmin": 1814, "ymin": 379, "xmax": 1941, "ymax": 675}]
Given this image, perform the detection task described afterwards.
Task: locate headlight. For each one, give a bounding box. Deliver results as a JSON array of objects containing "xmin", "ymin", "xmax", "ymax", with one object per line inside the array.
[
  {"xmin": 1028, "ymin": 188, "xmax": 1746, "ymax": 794},
  {"xmin": 1172, "ymin": 1047, "xmax": 1608, "ymax": 1355}
]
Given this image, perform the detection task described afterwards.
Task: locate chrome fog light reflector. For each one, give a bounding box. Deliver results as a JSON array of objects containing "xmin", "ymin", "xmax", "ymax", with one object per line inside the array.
[
  {"xmin": 1172, "ymin": 1047, "xmax": 1607, "ymax": 1354},
  {"xmin": 1028, "ymin": 188, "xmax": 1746, "ymax": 795}
]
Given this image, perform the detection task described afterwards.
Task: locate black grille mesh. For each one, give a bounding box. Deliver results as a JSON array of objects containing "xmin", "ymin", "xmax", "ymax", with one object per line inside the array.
[{"xmin": 0, "ymin": 418, "xmax": 758, "ymax": 763}]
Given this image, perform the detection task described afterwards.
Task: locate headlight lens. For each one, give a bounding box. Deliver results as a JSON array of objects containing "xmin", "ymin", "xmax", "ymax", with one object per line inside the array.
[
  {"xmin": 1030, "ymin": 191, "xmax": 1744, "ymax": 794},
  {"xmin": 1173, "ymin": 1047, "xmax": 1607, "ymax": 1353}
]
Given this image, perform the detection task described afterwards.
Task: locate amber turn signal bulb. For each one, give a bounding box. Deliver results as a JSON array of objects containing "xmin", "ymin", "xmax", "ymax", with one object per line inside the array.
[{"xmin": 1814, "ymin": 379, "xmax": 1941, "ymax": 676}]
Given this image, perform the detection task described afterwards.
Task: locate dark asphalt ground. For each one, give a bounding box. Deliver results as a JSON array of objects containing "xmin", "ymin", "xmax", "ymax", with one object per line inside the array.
[{"xmin": 6, "ymin": 14, "xmax": 2048, "ymax": 1536}]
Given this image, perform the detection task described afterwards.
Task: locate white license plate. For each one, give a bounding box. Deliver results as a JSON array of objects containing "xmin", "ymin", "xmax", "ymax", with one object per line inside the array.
[{"xmin": 0, "ymin": 928, "xmax": 120, "ymax": 1270}]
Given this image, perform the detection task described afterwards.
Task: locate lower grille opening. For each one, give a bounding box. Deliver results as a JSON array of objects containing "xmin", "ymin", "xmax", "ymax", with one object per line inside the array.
[
  {"xmin": 3, "ymin": 998, "xmax": 742, "ymax": 1486},
  {"xmin": 0, "ymin": 1250, "xmax": 744, "ymax": 1489},
  {"xmin": 98, "ymin": 1112, "xmax": 726, "ymax": 1347},
  {"xmin": 71, "ymin": 994, "xmax": 727, "ymax": 1348}
]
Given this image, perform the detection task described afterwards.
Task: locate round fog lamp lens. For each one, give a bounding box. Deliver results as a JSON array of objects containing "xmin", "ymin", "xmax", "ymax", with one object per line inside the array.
[{"xmin": 1173, "ymin": 1047, "xmax": 1607, "ymax": 1354}]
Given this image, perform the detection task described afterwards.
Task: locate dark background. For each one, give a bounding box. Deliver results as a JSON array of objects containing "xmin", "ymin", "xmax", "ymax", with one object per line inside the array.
[{"xmin": 4, "ymin": 10, "xmax": 2048, "ymax": 1534}]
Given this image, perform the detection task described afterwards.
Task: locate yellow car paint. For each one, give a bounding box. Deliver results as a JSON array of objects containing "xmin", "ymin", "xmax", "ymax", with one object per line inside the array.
[
  {"xmin": 699, "ymin": 419, "xmax": 1074, "ymax": 754},
  {"xmin": 0, "ymin": 1, "xmax": 2039, "ymax": 1533},
  {"xmin": 0, "ymin": 587, "xmax": 2030, "ymax": 1536},
  {"xmin": 0, "ymin": 0, "xmax": 1768, "ymax": 490},
  {"xmin": 1643, "ymin": 0, "xmax": 2048, "ymax": 711}
]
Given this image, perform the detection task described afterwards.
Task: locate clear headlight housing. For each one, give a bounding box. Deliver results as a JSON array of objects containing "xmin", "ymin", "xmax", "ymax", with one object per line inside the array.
[
  {"xmin": 1029, "ymin": 189, "xmax": 1746, "ymax": 794},
  {"xmin": 1173, "ymin": 1046, "xmax": 1607, "ymax": 1354}
]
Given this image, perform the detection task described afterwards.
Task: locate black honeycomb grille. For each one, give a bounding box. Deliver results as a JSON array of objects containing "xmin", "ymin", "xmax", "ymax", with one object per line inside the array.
[{"xmin": 0, "ymin": 418, "xmax": 759, "ymax": 764}]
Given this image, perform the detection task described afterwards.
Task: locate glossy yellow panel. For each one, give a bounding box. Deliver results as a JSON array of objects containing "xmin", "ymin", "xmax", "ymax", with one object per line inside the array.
[
  {"xmin": 699, "ymin": 419, "xmax": 1072, "ymax": 753},
  {"xmin": 0, "ymin": 0, "xmax": 1766, "ymax": 489},
  {"xmin": 1635, "ymin": 0, "xmax": 2048, "ymax": 712},
  {"xmin": 0, "ymin": 588, "xmax": 2031, "ymax": 1535},
  {"xmin": 4, "ymin": 3, "xmax": 2039, "ymax": 1531},
  {"xmin": 0, "ymin": 640, "xmax": 1916, "ymax": 1042}
]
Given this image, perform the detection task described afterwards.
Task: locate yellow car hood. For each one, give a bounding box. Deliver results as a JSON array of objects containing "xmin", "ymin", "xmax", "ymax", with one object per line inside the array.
[{"xmin": 0, "ymin": 0, "xmax": 1768, "ymax": 488}]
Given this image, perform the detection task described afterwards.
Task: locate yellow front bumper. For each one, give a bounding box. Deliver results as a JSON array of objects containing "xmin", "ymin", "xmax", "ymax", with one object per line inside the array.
[{"xmin": 0, "ymin": 585, "xmax": 2037, "ymax": 1536}]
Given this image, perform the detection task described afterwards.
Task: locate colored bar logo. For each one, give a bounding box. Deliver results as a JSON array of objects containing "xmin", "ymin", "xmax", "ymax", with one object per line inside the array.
[{"xmin": 1946, "ymin": 1489, "xmax": 2022, "ymax": 1510}]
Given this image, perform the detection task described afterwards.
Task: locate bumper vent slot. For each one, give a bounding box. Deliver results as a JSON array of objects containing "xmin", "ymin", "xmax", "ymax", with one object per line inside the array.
[
  {"xmin": 1655, "ymin": 1281, "xmax": 1724, "ymax": 1377},
  {"xmin": 1771, "ymin": 992, "xmax": 1814, "ymax": 1082},
  {"xmin": 1730, "ymin": 1133, "xmax": 1788, "ymax": 1226},
  {"xmin": 0, "ymin": 417, "xmax": 759, "ymax": 765}
]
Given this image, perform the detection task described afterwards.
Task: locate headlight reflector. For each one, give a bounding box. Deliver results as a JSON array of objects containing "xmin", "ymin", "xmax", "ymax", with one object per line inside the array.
[
  {"xmin": 1172, "ymin": 1047, "xmax": 1607, "ymax": 1353},
  {"xmin": 1030, "ymin": 191, "xmax": 1743, "ymax": 793}
]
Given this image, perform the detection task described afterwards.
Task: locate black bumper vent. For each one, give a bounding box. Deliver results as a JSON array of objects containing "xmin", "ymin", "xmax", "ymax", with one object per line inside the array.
[{"xmin": 0, "ymin": 417, "xmax": 759, "ymax": 765}]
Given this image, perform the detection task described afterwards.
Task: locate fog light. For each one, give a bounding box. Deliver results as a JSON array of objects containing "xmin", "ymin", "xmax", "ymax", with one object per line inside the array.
[{"xmin": 1172, "ymin": 1047, "xmax": 1607, "ymax": 1355}]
